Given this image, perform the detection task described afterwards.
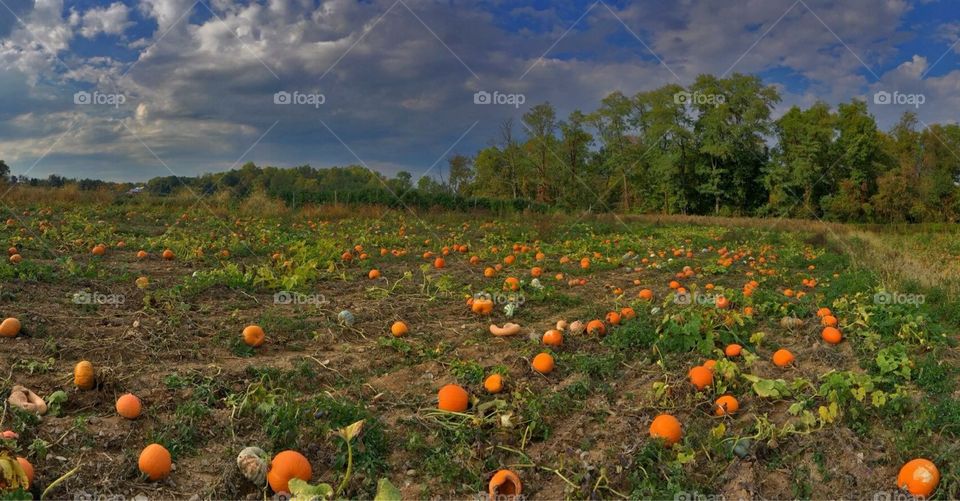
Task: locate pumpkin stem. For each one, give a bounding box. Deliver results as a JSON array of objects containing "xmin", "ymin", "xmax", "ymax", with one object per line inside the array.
[
  {"xmin": 334, "ymin": 436, "xmax": 353, "ymax": 498},
  {"xmin": 41, "ymin": 463, "xmax": 80, "ymax": 500}
]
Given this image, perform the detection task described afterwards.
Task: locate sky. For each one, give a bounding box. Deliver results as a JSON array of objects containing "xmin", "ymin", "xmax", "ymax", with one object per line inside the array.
[{"xmin": 1, "ymin": 0, "xmax": 959, "ymax": 182}]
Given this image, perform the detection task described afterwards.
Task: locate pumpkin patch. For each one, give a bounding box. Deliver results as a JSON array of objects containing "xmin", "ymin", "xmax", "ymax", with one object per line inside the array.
[{"xmin": 0, "ymin": 207, "xmax": 953, "ymax": 499}]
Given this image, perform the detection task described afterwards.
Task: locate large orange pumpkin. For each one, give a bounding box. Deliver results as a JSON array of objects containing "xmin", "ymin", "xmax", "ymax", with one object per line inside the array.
[
  {"xmin": 649, "ymin": 414, "xmax": 682, "ymax": 446},
  {"xmin": 437, "ymin": 384, "xmax": 469, "ymax": 412},
  {"xmin": 138, "ymin": 443, "xmax": 172, "ymax": 481},
  {"xmin": 267, "ymin": 450, "xmax": 312, "ymax": 493},
  {"xmin": 897, "ymin": 458, "xmax": 939, "ymax": 498}
]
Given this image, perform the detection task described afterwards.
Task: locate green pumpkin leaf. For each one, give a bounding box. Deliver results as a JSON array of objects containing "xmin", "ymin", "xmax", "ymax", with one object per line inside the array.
[
  {"xmin": 288, "ymin": 478, "xmax": 334, "ymax": 500},
  {"xmin": 374, "ymin": 478, "xmax": 402, "ymax": 501}
]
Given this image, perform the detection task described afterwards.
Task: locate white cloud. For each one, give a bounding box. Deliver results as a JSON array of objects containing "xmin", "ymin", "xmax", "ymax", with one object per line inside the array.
[
  {"xmin": 73, "ymin": 2, "xmax": 134, "ymax": 39},
  {"xmin": 0, "ymin": 0, "xmax": 954, "ymax": 179}
]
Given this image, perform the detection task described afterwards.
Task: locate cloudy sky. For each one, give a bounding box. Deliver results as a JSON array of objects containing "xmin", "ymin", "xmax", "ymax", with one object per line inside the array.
[{"xmin": 1, "ymin": 0, "xmax": 958, "ymax": 181}]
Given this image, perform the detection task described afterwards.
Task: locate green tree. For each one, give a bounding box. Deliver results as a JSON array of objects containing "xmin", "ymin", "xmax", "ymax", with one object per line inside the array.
[
  {"xmin": 767, "ymin": 102, "xmax": 836, "ymax": 217},
  {"xmin": 522, "ymin": 103, "xmax": 558, "ymax": 203},
  {"xmin": 447, "ymin": 154, "xmax": 474, "ymax": 196}
]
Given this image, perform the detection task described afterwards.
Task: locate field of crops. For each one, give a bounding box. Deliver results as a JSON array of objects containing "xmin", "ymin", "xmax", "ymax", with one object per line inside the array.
[{"xmin": 0, "ymin": 201, "xmax": 957, "ymax": 500}]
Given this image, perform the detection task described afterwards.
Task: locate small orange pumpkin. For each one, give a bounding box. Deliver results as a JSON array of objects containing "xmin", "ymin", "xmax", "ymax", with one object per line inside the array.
[
  {"xmin": 724, "ymin": 344, "xmax": 742, "ymax": 357},
  {"xmin": 772, "ymin": 349, "xmax": 795, "ymax": 367},
  {"xmin": 714, "ymin": 395, "xmax": 739, "ymax": 416},
  {"xmin": 688, "ymin": 366, "xmax": 713, "ymax": 390},
  {"xmin": 488, "ymin": 469, "xmax": 522, "ymax": 499},
  {"xmin": 542, "ymin": 329, "xmax": 563, "ymax": 347},
  {"xmin": 585, "ymin": 319, "xmax": 606, "ymax": 335},
  {"xmin": 139, "ymin": 443, "xmax": 172, "ymax": 481},
  {"xmin": 0, "ymin": 317, "xmax": 21, "ymax": 337},
  {"xmin": 243, "ymin": 325, "xmax": 265, "ymax": 347},
  {"xmin": 390, "ymin": 321, "xmax": 409, "ymax": 337},
  {"xmin": 74, "ymin": 361, "xmax": 95, "ymax": 390},
  {"xmin": 531, "ymin": 353, "xmax": 555, "ymax": 374},
  {"xmin": 484, "ymin": 374, "xmax": 503, "ymax": 394},
  {"xmin": 116, "ymin": 393, "xmax": 143, "ymax": 419}
]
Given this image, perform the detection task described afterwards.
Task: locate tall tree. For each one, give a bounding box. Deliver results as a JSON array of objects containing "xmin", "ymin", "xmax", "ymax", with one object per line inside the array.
[
  {"xmin": 447, "ymin": 154, "xmax": 474, "ymax": 196},
  {"xmin": 522, "ymin": 103, "xmax": 558, "ymax": 203},
  {"xmin": 767, "ymin": 102, "xmax": 836, "ymax": 216}
]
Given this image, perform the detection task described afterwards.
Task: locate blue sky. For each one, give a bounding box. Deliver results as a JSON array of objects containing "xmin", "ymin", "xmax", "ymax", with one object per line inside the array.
[{"xmin": 1, "ymin": 0, "xmax": 958, "ymax": 182}]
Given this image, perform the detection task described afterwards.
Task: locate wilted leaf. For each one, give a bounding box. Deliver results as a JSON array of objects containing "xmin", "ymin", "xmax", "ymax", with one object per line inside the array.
[{"xmin": 337, "ymin": 420, "xmax": 364, "ymax": 442}]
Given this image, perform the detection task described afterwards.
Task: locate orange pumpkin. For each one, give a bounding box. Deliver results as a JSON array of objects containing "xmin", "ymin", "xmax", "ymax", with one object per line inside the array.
[
  {"xmin": 484, "ymin": 374, "xmax": 503, "ymax": 394},
  {"xmin": 897, "ymin": 458, "xmax": 939, "ymax": 498},
  {"xmin": 531, "ymin": 353, "xmax": 555, "ymax": 374},
  {"xmin": 267, "ymin": 450, "xmax": 312, "ymax": 493},
  {"xmin": 390, "ymin": 321, "xmax": 409, "ymax": 337},
  {"xmin": 139, "ymin": 443, "xmax": 172, "ymax": 481},
  {"xmin": 0, "ymin": 317, "xmax": 21, "ymax": 337},
  {"xmin": 17, "ymin": 457, "xmax": 33, "ymax": 487},
  {"xmin": 688, "ymin": 366, "xmax": 713, "ymax": 390},
  {"xmin": 74, "ymin": 361, "xmax": 95, "ymax": 390},
  {"xmin": 488, "ymin": 469, "xmax": 522, "ymax": 499},
  {"xmin": 714, "ymin": 395, "xmax": 739, "ymax": 416},
  {"xmin": 772, "ymin": 349, "xmax": 795, "ymax": 367},
  {"xmin": 437, "ymin": 384, "xmax": 469, "ymax": 412},
  {"xmin": 724, "ymin": 344, "xmax": 742, "ymax": 357},
  {"xmin": 605, "ymin": 311, "xmax": 621, "ymax": 325},
  {"xmin": 542, "ymin": 329, "xmax": 563, "ymax": 347},
  {"xmin": 243, "ymin": 325, "xmax": 265, "ymax": 347},
  {"xmin": 821, "ymin": 327, "xmax": 842, "ymax": 345},
  {"xmin": 649, "ymin": 414, "xmax": 682, "ymax": 446},
  {"xmin": 116, "ymin": 393, "xmax": 143, "ymax": 419},
  {"xmin": 585, "ymin": 319, "xmax": 606, "ymax": 335}
]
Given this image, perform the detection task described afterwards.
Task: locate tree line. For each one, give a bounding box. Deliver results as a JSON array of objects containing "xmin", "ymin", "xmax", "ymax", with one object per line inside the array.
[
  {"xmin": 454, "ymin": 73, "xmax": 960, "ymax": 222},
  {"xmin": 4, "ymin": 72, "xmax": 959, "ymax": 222}
]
